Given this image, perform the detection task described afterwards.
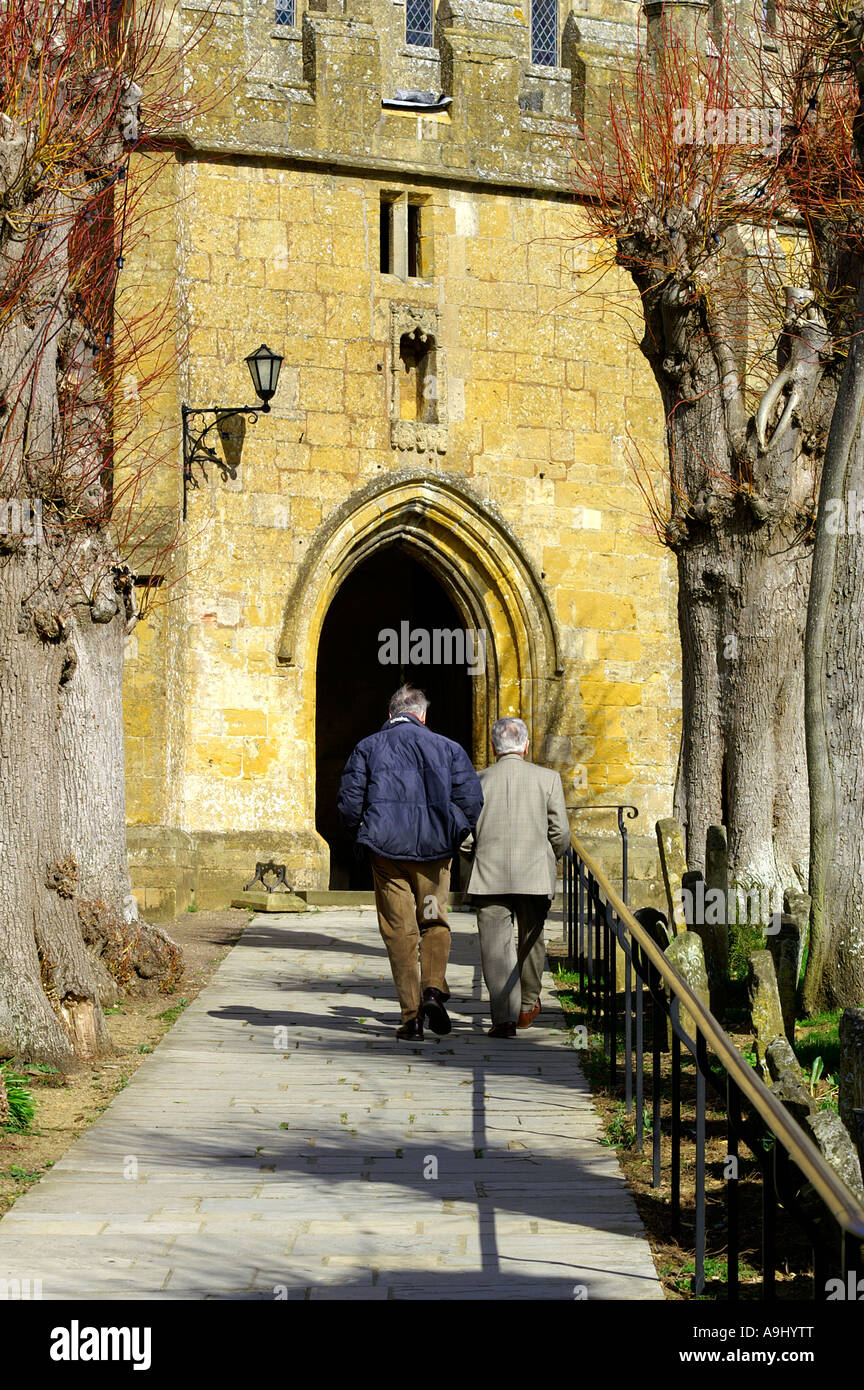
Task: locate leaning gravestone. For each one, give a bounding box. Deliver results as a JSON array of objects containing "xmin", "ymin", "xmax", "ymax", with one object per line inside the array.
[
  {"xmin": 665, "ymin": 930, "xmax": 711, "ymax": 1048},
  {"xmin": 656, "ymin": 817, "xmax": 688, "ymax": 935},
  {"xmin": 838, "ymin": 1008, "xmax": 864, "ymax": 1142},
  {"xmin": 748, "ymin": 950, "xmax": 785, "ymax": 1073},
  {"xmin": 783, "ymin": 889, "xmax": 811, "ymax": 980},
  {"xmin": 766, "ymin": 917, "xmax": 799, "ymax": 1045},
  {"xmin": 765, "ymin": 1036, "xmax": 816, "ymax": 1125},
  {"xmin": 806, "ymin": 1110, "xmax": 864, "ymax": 1203}
]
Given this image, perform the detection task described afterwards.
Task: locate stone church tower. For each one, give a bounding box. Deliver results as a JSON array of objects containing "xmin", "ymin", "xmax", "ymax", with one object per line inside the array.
[{"xmin": 122, "ymin": 0, "xmax": 680, "ymax": 915}]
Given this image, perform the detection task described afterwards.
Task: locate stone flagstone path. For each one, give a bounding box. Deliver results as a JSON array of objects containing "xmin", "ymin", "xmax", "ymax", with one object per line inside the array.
[{"xmin": 0, "ymin": 908, "xmax": 663, "ymax": 1299}]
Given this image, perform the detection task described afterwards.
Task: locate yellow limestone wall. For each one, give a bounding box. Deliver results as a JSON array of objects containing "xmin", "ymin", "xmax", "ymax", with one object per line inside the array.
[{"xmin": 122, "ymin": 0, "xmax": 681, "ymax": 915}]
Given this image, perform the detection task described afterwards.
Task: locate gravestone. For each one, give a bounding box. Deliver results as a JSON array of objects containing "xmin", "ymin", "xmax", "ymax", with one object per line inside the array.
[
  {"xmin": 839, "ymin": 1008, "xmax": 864, "ymax": 1141},
  {"xmin": 783, "ymin": 888, "xmax": 811, "ymax": 980},
  {"xmin": 765, "ymin": 1036, "xmax": 816, "ymax": 1125},
  {"xmin": 655, "ymin": 817, "xmax": 688, "ymax": 934},
  {"xmin": 806, "ymin": 1110, "xmax": 864, "ymax": 1203},
  {"xmin": 665, "ymin": 929, "xmax": 711, "ymax": 1048},
  {"xmin": 747, "ymin": 950, "xmax": 785, "ymax": 1072},
  {"xmin": 766, "ymin": 916, "xmax": 799, "ymax": 1045}
]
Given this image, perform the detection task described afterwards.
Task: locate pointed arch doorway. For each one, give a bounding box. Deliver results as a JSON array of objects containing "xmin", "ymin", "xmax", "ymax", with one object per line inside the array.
[
  {"xmin": 278, "ymin": 473, "xmax": 563, "ymax": 891},
  {"xmin": 316, "ymin": 544, "xmax": 475, "ymax": 888}
]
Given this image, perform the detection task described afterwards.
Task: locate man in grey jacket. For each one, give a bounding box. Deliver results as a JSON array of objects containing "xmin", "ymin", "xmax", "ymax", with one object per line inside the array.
[{"xmin": 465, "ymin": 717, "xmax": 570, "ymax": 1038}]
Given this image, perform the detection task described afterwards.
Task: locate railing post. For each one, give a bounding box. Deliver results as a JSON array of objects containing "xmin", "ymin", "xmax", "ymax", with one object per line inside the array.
[
  {"xmin": 671, "ymin": 1004, "xmax": 681, "ymax": 1236},
  {"xmin": 727, "ymin": 1076, "xmax": 740, "ymax": 1300}
]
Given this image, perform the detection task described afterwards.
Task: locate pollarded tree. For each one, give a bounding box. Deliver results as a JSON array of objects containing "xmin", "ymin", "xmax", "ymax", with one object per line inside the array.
[
  {"xmin": 570, "ymin": 8, "xmax": 842, "ymax": 915},
  {"xmin": 0, "ymin": 0, "xmax": 208, "ymax": 1065},
  {"xmin": 797, "ymin": 0, "xmax": 864, "ymax": 1009}
]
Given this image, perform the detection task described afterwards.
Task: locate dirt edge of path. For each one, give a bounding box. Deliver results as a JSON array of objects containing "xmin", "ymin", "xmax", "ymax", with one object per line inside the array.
[{"xmin": 0, "ymin": 909, "xmax": 251, "ymax": 1217}]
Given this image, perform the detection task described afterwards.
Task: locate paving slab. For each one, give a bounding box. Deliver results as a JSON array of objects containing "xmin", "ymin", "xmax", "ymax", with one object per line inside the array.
[{"xmin": 0, "ymin": 908, "xmax": 662, "ymax": 1300}]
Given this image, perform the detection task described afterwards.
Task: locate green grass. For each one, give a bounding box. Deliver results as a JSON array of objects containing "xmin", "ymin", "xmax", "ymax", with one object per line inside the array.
[
  {"xmin": 795, "ymin": 1010, "xmax": 841, "ymax": 1074},
  {"xmin": 600, "ymin": 1101, "xmax": 653, "ymax": 1150},
  {"xmin": 728, "ymin": 923, "xmax": 765, "ymax": 981},
  {"xmin": 156, "ymin": 997, "xmax": 189, "ymax": 1025},
  {"xmin": 6, "ymin": 1164, "xmax": 42, "ymax": 1182},
  {"xmin": 1, "ymin": 1064, "xmax": 35, "ymax": 1131}
]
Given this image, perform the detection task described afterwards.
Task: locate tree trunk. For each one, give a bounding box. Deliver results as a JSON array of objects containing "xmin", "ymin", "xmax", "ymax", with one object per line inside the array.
[
  {"xmin": 674, "ymin": 501, "xmax": 811, "ymax": 915},
  {"xmin": 0, "ymin": 80, "xmax": 180, "ymax": 1067},
  {"xmin": 804, "ymin": 281, "xmax": 864, "ymax": 1012},
  {"xmin": 633, "ymin": 261, "xmax": 820, "ymax": 916},
  {"xmin": 0, "ymin": 548, "xmax": 114, "ymax": 1065}
]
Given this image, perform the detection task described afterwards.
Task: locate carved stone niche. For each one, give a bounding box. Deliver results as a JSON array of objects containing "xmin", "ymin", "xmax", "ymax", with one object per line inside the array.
[{"xmin": 389, "ymin": 303, "xmax": 448, "ymax": 455}]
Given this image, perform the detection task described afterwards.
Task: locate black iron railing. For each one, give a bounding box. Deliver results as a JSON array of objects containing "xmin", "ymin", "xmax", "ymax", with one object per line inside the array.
[{"xmin": 561, "ymin": 832, "xmax": 864, "ymax": 1298}]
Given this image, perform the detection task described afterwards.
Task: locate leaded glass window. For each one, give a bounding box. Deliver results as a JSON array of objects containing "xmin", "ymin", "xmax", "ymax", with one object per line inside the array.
[
  {"xmin": 275, "ymin": 0, "xmax": 295, "ymax": 26},
  {"xmin": 406, "ymin": 0, "xmax": 434, "ymax": 47},
  {"xmin": 531, "ymin": 0, "xmax": 557, "ymax": 66}
]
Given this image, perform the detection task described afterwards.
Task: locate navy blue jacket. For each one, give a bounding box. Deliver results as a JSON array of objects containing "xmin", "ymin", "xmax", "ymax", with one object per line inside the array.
[{"xmin": 337, "ymin": 714, "xmax": 484, "ymax": 862}]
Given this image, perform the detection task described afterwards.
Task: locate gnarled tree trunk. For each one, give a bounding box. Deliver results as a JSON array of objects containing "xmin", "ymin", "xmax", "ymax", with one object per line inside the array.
[{"xmin": 0, "ymin": 26, "xmax": 180, "ymax": 1067}]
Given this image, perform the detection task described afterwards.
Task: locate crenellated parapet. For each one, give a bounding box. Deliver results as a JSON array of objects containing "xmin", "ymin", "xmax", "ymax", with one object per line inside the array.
[{"xmin": 183, "ymin": 0, "xmax": 644, "ymax": 191}]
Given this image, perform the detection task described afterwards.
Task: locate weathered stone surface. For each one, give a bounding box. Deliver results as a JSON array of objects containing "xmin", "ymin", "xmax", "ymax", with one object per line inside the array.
[
  {"xmin": 120, "ymin": 4, "xmax": 681, "ymax": 918},
  {"xmin": 766, "ymin": 918, "xmax": 799, "ymax": 1044},
  {"xmin": 765, "ymin": 1037, "xmax": 816, "ymax": 1125},
  {"xmin": 656, "ymin": 818, "xmax": 688, "ymax": 934},
  {"xmin": 747, "ymin": 950, "xmax": 785, "ymax": 1071},
  {"xmin": 782, "ymin": 889, "xmax": 811, "ymax": 979},
  {"xmin": 839, "ymin": 1008, "xmax": 864, "ymax": 1140},
  {"xmin": 664, "ymin": 930, "xmax": 710, "ymax": 1046},
  {"xmin": 806, "ymin": 1110, "xmax": 864, "ymax": 1203}
]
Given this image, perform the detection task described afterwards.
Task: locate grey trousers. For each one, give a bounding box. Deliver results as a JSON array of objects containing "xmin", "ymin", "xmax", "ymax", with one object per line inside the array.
[{"xmin": 474, "ymin": 894, "xmax": 551, "ymax": 1025}]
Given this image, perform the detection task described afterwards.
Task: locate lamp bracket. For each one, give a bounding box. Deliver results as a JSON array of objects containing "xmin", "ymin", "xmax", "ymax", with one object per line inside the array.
[{"xmin": 182, "ymin": 403, "xmax": 269, "ymax": 519}]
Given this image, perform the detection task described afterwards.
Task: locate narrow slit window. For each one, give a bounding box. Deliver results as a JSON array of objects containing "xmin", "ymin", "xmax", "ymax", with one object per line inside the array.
[
  {"xmin": 406, "ymin": 0, "xmax": 434, "ymax": 48},
  {"xmin": 275, "ymin": 0, "xmax": 295, "ymax": 25},
  {"xmin": 380, "ymin": 197, "xmax": 394, "ymax": 274},
  {"xmin": 531, "ymin": 0, "xmax": 557, "ymax": 66}
]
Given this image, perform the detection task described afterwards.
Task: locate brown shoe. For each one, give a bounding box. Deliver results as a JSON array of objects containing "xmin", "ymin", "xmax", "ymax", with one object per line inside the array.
[
  {"xmin": 397, "ymin": 1016, "xmax": 424, "ymax": 1041},
  {"xmin": 487, "ymin": 1022, "xmax": 517, "ymax": 1039},
  {"xmin": 517, "ymin": 999, "xmax": 541, "ymax": 1029}
]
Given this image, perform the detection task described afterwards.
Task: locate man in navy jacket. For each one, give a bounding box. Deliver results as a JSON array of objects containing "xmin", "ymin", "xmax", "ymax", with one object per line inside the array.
[{"xmin": 338, "ymin": 684, "xmax": 483, "ymax": 1040}]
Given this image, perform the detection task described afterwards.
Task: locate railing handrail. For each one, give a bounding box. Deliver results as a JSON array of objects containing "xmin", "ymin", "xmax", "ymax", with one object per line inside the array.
[{"xmin": 568, "ymin": 828, "xmax": 864, "ymax": 1242}]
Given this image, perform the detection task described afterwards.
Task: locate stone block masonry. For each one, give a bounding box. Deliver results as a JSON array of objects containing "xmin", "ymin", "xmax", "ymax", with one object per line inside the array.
[{"xmin": 121, "ymin": 0, "xmax": 680, "ymax": 911}]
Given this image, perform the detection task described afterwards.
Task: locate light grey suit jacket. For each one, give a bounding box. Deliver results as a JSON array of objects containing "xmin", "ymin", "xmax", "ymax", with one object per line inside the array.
[{"xmin": 464, "ymin": 753, "xmax": 570, "ymax": 898}]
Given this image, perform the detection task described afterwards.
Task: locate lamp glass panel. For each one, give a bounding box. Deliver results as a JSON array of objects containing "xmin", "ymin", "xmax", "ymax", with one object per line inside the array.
[{"xmin": 246, "ymin": 344, "xmax": 283, "ymax": 399}]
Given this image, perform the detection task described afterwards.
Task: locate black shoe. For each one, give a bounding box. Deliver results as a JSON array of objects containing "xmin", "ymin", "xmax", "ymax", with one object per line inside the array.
[
  {"xmin": 487, "ymin": 1022, "xmax": 517, "ymax": 1039},
  {"xmin": 397, "ymin": 1016, "xmax": 424, "ymax": 1041},
  {"xmin": 420, "ymin": 987, "xmax": 451, "ymax": 1035}
]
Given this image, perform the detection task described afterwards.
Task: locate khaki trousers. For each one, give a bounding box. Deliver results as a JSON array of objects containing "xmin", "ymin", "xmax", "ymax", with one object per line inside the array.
[
  {"xmin": 370, "ymin": 853, "xmax": 452, "ymax": 1022},
  {"xmin": 474, "ymin": 894, "xmax": 550, "ymax": 1025}
]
